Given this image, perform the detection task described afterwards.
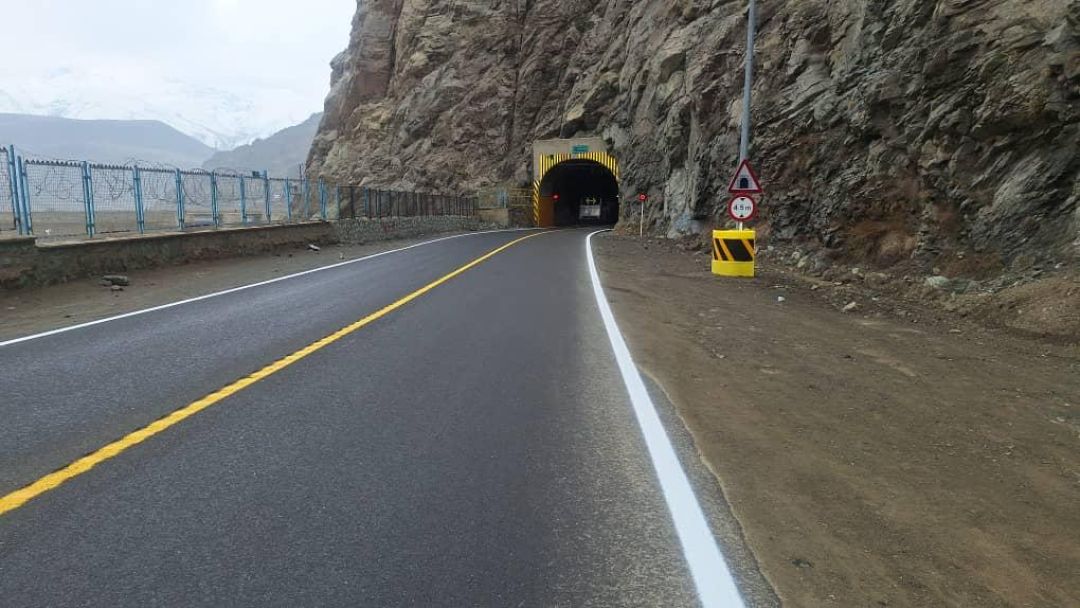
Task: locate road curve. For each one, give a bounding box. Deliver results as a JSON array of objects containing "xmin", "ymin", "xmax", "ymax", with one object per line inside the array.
[{"xmin": 0, "ymin": 229, "xmax": 746, "ymax": 607}]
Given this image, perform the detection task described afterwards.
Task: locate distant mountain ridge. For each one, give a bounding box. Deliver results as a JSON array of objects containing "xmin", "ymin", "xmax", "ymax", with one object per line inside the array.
[
  {"xmin": 0, "ymin": 68, "xmax": 313, "ymax": 149},
  {"xmin": 203, "ymin": 113, "xmax": 321, "ymax": 178},
  {"xmin": 0, "ymin": 113, "xmax": 213, "ymax": 168}
]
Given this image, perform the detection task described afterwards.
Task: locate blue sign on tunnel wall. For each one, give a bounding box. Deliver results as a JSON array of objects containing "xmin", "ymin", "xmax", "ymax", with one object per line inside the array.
[{"xmin": 572, "ymin": 144, "xmax": 589, "ymax": 155}]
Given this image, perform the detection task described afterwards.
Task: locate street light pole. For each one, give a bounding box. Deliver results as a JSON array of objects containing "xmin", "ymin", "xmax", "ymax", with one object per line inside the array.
[
  {"xmin": 735, "ymin": 0, "xmax": 757, "ymax": 232},
  {"xmin": 739, "ymin": 0, "xmax": 757, "ymax": 163}
]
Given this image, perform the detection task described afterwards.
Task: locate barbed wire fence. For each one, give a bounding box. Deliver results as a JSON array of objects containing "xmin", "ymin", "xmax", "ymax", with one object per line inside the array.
[
  {"xmin": 2, "ymin": 146, "xmax": 21, "ymax": 235},
  {"xmin": 1, "ymin": 144, "xmax": 479, "ymax": 241}
]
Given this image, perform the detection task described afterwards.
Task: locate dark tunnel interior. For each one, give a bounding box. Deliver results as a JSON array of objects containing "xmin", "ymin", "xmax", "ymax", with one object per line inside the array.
[{"xmin": 538, "ymin": 160, "xmax": 620, "ymax": 226}]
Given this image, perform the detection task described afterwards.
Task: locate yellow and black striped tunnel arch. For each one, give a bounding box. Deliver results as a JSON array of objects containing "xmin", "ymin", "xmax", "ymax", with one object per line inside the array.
[{"xmin": 532, "ymin": 152, "xmax": 621, "ymax": 227}]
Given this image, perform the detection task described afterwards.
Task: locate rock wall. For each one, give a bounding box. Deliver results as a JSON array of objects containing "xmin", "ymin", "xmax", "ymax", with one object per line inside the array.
[
  {"xmin": 309, "ymin": 0, "xmax": 1080, "ymax": 271},
  {"xmin": 333, "ymin": 215, "xmax": 486, "ymax": 243}
]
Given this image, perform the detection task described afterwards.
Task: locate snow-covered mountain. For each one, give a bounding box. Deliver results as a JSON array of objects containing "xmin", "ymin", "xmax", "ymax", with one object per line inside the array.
[
  {"xmin": 0, "ymin": 67, "xmax": 317, "ymax": 150},
  {"xmin": 203, "ymin": 113, "xmax": 322, "ymax": 177},
  {"xmin": 0, "ymin": 113, "xmax": 213, "ymax": 167}
]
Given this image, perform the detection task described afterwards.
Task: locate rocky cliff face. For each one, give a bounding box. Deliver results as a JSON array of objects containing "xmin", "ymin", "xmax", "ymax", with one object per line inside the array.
[{"xmin": 309, "ymin": 0, "xmax": 1079, "ymax": 270}]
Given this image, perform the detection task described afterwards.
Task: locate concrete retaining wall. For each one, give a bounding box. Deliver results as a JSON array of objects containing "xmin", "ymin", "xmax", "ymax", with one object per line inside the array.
[
  {"xmin": 1, "ymin": 215, "xmax": 487, "ymax": 290},
  {"xmin": 0, "ymin": 222, "xmax": 335, "ymax": 289},
  {"xmin": 0, "ymin": 237, "xmax": 40, "ymax": 289},
  {"xmin": 478, "ymin": 208, "xmax": 510, "ymax": 228},
  {"xmin": 509, "ymin": 206, "xmax": 533, "ymax": 227},
  {"xmin": 334, "ymin": 216, "xmax": 483, "ymax": 244}
]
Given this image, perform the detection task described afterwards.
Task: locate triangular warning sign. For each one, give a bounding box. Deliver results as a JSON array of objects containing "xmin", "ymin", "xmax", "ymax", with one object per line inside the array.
[{"xmin": 727, "ymin": 160, "xmax": 763, "ymax": 194}]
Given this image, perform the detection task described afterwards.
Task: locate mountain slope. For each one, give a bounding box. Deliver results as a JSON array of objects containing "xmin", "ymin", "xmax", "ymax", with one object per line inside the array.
[
  {"xmin": 0, "ymin": 113, "xmax": 213, "ymax": 167},
  {"xmin": 203, "ymin": 113, "xmax": 321, "ymax": 177},
  {"xmin": 308, "ymin": 0, "xmax": 1079, "ymax": 270}
]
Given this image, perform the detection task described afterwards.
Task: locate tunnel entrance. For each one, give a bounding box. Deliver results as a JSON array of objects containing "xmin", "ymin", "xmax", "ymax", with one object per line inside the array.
[{"xmin": 536, "ymin": 159, "xmax": 620, "ymax": 227}]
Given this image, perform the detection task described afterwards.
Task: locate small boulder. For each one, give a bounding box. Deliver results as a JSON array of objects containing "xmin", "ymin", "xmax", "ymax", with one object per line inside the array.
[
  {"xmin": 925, "ymin": 275, "xmax": 951, "ymax": 290},
  {"xmin": 102, "ymin": 274, "xmax": 130, "ymax": 287},
  {"xmin": 925, "ymin": 275, "xmax": 973, "ymax": 294},
  {"xmin": 864, "ymin": 272, "xmax": 891, "ymax": 289},
  {"xmin": 842, "ymin": 301, "xmax": 859, "ymax": 313}
]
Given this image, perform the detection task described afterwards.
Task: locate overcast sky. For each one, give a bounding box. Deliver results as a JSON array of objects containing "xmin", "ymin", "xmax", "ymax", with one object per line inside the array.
[{"xmin": 0, "ymin": 0, "xmax": 356, "ymax": 144}]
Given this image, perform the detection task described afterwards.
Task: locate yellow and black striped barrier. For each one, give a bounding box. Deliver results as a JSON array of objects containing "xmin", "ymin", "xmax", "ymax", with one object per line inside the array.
[{"xmin": 712, "ymin": 229, "xmax": 756, "ymax": 277}]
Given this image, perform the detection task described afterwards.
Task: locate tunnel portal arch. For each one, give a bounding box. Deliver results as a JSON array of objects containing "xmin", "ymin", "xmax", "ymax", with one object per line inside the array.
[{"xmin": 532, "ymin": 142, "xmax": 620, "ymax": 228}]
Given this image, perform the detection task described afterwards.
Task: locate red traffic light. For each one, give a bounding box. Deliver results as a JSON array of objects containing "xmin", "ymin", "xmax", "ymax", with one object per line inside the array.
[
  {"xmin": 552, "ymin": 193, "xmax": 560, "ymax": 201},
  {"xmin": 638, "ymin": 193, "xmax": 648, "ymax": 202}
]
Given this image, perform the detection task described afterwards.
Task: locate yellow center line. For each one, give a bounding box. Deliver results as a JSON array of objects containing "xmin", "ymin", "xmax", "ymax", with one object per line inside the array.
[{"xmin": 0, "ymin": 231, "xmax": 546, "ymax": 517}]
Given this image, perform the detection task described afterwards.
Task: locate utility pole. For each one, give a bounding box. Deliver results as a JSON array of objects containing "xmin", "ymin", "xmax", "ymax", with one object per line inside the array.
[
  {"xmin": 739, "ymin": 0, "xmax": 757, "ymax": 163},
  {"xmin": 735, "ymin": 0, "xmax": 757, "ymax": 232}
]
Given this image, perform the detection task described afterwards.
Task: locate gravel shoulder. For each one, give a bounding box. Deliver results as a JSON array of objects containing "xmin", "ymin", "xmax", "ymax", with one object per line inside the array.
[
  {"xmin": 594, "ymin": 234, "xmax": 1080, "ymax": 608},
  {"xmin": 0, "ymin": 234, "xmax": 478, "ymax": 342}
]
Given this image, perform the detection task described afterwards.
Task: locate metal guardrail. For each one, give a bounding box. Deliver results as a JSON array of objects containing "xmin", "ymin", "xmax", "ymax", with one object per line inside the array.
[
  {"xmin": 1, "ymin": 144, "xmax": 479, "ymax": 241},
  {"xmin": 336, "ymin": 186, "xmax": 477, "ymax": 220}
]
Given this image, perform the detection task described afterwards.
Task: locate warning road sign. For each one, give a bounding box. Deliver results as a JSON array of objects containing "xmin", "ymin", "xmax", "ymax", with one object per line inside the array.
[
  {"xmin": 727, "ymin": 159, "xmax": 763, "ymax": 194},
  {"xmin": 728, "ymin": 195, "xmax": 757, "ymax": 222}
]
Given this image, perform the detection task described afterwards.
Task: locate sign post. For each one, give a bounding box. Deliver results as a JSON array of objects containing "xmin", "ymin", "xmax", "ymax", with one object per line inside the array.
[
  {"xmin": 726, "ymin": 159, "xmax": 762, "ymax": 230},
  {"xmin": 715, "ymin": 161, "xmax": 762, "ymax": 279},
  {"xmin": 638, "ymin": 193, "xmax": 648, "ymax": 237},
  {"xmin": 740, "ymin": 0, "xmax": 757, "ymax": 162},
  {"xmin": 714, "ymin": 3, "xmax": 758, "ymax": 279}
]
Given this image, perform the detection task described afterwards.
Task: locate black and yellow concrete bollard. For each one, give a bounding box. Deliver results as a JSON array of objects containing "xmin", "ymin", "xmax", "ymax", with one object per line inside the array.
[{"xmin": 711, "ymin": 229, "xmax": 756, "ymax": 277}]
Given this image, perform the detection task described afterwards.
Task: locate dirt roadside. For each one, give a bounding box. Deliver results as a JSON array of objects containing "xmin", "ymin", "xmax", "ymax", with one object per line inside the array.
[
  {"xmin": 594, "ymin": 234, "xmax": 1080, "ymax": 607},
  {"xmin": 0, "ymin": 234, "xmax": 478, "ymax": 341}
]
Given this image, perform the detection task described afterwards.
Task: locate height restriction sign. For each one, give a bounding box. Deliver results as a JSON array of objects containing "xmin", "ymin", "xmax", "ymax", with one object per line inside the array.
[{"xmin": 728, "ymin": 195, "xmax": 757, "ymax": 222}]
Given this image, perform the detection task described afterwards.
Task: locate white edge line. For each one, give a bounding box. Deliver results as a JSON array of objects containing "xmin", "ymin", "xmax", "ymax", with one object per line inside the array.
[
  {"xmin": 0, "ymin": 228, "xmax": 538, "ymax": 348},
  {"xmin": 586, "ymin": 229, "xmax": 746, "ymax": 608}
]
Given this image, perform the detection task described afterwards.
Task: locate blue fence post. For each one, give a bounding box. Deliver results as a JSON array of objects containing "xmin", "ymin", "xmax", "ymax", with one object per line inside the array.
[
  {"xmin": 319, "ymin": 179, "xmax": 328, "ymax": 220},
  {"xmin": 210, "ymin": 172, "xmax": 220, "ymax": 227},
  {"xmin": 239, "ymin": 174, "xmax": 247, "ymax": 225},
  {"xmin": 5, "ymin": 145, "xmax": 22, "ymax": 234},
  {"xmin": 174, "ymin": 169, "xmax": 185, "ymax": 230},
  {"xmin": 16, "ymin": 155, "xmax": 32, "ymax": 235},
  {"xmin": 302, "ymin": 177, "xmax": 310, "ymax": 219},
  {"xmin": 284, "ymin": 177, "xmax": 293, "ymax": 221},
  {"xmin": 81, "ymin": 161, "xmax": 95, "ymax": 237},
  {"xmin": 263, "ymin": 171, "xmax": 271, "ymax": 223},
  {"xmin": 132, "ymin": 165, "xmax": 145, "ymax": 234}
]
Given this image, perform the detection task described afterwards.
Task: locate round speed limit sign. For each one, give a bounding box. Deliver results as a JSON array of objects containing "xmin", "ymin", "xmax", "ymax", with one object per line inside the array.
[{"xmin": 727, "ymin": 195, "xmax": 757, "ymax": 222}]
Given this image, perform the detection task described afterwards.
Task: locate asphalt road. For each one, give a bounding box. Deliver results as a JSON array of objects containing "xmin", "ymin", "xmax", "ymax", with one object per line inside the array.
[{"xmin": 0, "ymin": 229, "xmax": 754, "ymax": 607}]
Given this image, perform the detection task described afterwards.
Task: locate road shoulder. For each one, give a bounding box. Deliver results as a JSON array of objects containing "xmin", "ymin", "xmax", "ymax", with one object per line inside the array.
[
  {"xmin": 593, "ymin": 233, "xmax": 1080, "ymax": 608},
  {"xmin": 0, "ymin": 232, "xmax": 485, "ymax": 342}
]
